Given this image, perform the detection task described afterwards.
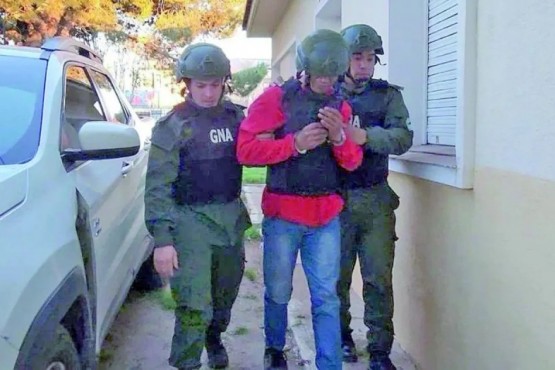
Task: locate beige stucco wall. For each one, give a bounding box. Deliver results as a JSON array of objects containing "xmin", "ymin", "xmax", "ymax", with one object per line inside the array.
[
  {"xmin": 271, "ymin": 0, "xmax": 318, "ymax": 81},
  {"xmin": 264, "ymin": 0, "xmax": 555, "ymax": 368},
  {"xmin": 391, "ymin": 168, "xmax": 555, "ymax": 370},
  {"xmin": 389, "ymin": 1, "xmax": 555, "ymax": 369},
  {"xmin": 341, "ymin": 0, "xmax": 389, "ymax": 80}
]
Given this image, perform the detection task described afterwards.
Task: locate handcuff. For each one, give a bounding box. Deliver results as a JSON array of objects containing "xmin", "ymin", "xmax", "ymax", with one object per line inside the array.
[
  {"xmin": 329, "ymin": 128, "xmax": 346, "ymax": 146},
  {"xmin": 294, "ymin": 128, "xmax": 346, "ymax": 155}
]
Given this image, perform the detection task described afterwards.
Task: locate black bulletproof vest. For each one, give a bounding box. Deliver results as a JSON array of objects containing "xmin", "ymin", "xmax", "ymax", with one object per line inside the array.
[
  {"xmin": 339, "ymin": 79, "xmax": 390, "ymax": 189},
  {"xmin": 172, "ymin": 100, "xmax": 242, "ymax": 205},
  {"xmin": 266, "ymin": 79, "xmax": 341, "ymax": 196}
]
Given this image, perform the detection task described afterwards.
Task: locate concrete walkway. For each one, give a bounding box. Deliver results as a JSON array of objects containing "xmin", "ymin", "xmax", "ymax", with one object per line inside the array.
[
  {"xmin": 241, "ymin": 184, "xmax": 417, "ymax": 369},
  {"xmin": 98, "ymin": 184, "xmax": 416, "ymax": 369},
  {"xmin": 242, "ymin": 184, "xmax": 264, "ymax": 225},
  {"xmin": 289, "ymin": 266, "xmax": 416, "ymax": 370},
  {"xmin": 99, "ymin": 241, "xmax": 306, "ymax": 370}
]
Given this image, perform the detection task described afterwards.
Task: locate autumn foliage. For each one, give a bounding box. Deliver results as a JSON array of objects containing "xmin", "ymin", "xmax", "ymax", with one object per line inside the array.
[{"xmin": 0, "ymin": 0, "xmax": 245, "ymax": 48}]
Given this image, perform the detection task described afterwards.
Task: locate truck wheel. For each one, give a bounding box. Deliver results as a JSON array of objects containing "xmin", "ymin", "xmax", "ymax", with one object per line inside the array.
[
  {"xmin": 30, "ymin": 325, "xmax": 81, "ymax": 370},
  {"xmin": 132, "ymin": 253, "xmax": 164, "ymax": 292}
]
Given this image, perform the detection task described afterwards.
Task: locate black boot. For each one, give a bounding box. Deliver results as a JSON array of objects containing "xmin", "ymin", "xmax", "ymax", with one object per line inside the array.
[
  {"xmin": 368, "ymin": 352, "xmax": 396, "ymax": 370},
  {"xmin": 341, "ymin": 332, "xmax": 358, "ymax": 363},
  {"xmin": 264, "ymin": 348, "xmax": 288, "ymax": 370},
  {"xmin": 206, "ymin": 332, "xmax": 229, "ymax": 369}
]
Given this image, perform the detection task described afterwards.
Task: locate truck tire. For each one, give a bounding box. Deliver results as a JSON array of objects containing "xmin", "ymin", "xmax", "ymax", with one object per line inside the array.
[
  {"xmin": 132, "ymin": 253, "xmax": 164, "ymax": 292},
  {"xmin": 27, "ymin": 325, "xmax": 82, "ymax": 370}
]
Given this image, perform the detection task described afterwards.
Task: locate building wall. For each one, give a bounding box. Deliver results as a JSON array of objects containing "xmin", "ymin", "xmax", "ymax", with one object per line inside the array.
[
  {"xmin": 391, "ymin": 169, "xmax": 555, "ymax": 370},
  {"xmin": 391, "ymin": 0, "xmax": 555, "ymax": 369},
  {"xmin": 271, "ymin": 0, "xmax": 319, "ymax": 81},
  {"xmin": 265, "ymin": 0, "xmax": 555, "ymax": 368},
  {"xmin": 341, "ymin": 0, "xmax": 389, "ymax": 80}
]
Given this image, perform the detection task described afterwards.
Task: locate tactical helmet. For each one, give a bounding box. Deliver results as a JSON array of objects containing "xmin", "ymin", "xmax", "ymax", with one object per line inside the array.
[
  {"xmin": 295, "ymin": 29, "xmax": 349, "ymax": 76},
  {"xmin": 341, "ymin": 24, "xmax": 384, "ymax": 55},
  {"xmin": 175, "ymin": 43, "xmax": 231, "ymax": 82}
]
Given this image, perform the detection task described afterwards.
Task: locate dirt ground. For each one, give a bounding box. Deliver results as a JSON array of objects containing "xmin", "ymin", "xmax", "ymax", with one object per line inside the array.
[{"xmin": 98, "ymin": 240, "xmax": 306, "ymax": 370}]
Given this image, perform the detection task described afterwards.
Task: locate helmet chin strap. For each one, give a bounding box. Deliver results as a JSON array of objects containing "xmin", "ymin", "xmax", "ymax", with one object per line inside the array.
[
  {"xmin": 216, "ymin": 75, "xmax": 231, "ymax": 104},
  {"xmin": 345, "ymin": 69, "xmax": 370, "ymax": 89}
]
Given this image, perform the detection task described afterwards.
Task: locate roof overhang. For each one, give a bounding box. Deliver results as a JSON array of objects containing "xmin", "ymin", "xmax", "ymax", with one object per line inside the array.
[{"xmin": 242, "ymin": 0, "xmax": 292, "ymax": 37}]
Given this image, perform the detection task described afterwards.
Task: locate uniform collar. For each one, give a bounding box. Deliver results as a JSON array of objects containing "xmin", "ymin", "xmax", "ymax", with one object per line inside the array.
[{"xmin": 185, "ymin": 95, "xmax": 226, "ymax": 115}]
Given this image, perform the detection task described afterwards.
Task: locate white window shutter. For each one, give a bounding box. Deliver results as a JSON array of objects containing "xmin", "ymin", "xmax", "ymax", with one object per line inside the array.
[{"xmin": 427, "ymin": 0, "xmax": 458, "ymax": 146}]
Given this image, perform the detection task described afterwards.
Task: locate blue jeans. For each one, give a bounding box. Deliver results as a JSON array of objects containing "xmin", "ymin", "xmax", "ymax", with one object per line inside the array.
[{"xmin": 263, "ymin": 217, "xmax": 342, "ymax": 369}]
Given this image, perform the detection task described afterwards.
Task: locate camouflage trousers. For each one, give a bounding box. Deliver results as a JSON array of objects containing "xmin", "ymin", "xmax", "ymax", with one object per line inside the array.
[
  {"xmin": 337, "ymin": 182, "xmax": 399, "ymax": 355},
  {"xmin": 168, "ymin": 203, "xmax": 249, "ymax": 369}
]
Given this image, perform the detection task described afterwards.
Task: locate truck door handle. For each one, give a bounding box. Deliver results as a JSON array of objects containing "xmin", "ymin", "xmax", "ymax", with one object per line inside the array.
[
  {"xmin": 93, "ymin": 218, "xmax": 102, "ymax": 237},
  {"xmin": 121, "ymin": 161, "xmax": 134, "ymax": 176},
  {"xmin": 143, "ymin": 139, "xmax": 151, "ymax": 151}
]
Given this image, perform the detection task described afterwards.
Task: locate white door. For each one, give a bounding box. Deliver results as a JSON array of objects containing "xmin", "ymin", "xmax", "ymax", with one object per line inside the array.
[
  {"xmin": 61, "ymin": 65, "xmax": 136, "ymax": 335},
  {"xmin": 88, "ymin": 69, "xmax": 152, "ymax": 283}
]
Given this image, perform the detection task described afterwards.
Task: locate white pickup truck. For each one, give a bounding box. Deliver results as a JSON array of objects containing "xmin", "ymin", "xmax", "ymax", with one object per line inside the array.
[{"xmin": 0, "ymin": 37, "xmax": 159, "ymax": 369}]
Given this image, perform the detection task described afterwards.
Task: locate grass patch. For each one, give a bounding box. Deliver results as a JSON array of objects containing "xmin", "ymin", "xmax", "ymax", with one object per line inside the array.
[
  {"xmin": 98, "ymin": 348, "xmax": 114, "ymax": 363},
  {"xmin": 118, "ymin": 301, "xmax": 130, "ymax": 314},
  {"xmin": 148, "ymin": 288, "xmax": 177, "ymax": 311},
  {"xmin": 104, "ymin": 333, "xmax": 113, "ymax": 343},
  {"xmin": 244, "ymin": 225, "xmax": 261, "ymax": 241},
  {"xmin": 244, "ymin": 267, "xmax": 258, "ymax": 282},
  {"xmin": 357, "ymin": 349, "xmax": 369, "ymax": 358},
  {"xmin": 232, "ymin": 326, "xmax": 249, "ymax": 335},
  {"xmin": 242, "ymin": 166, "xmax": 267, "ymax": 184}
]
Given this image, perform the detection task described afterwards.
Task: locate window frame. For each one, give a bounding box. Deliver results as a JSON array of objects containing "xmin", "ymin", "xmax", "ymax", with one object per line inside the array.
[
  {"xmin": 388, "ymin": 0, "xmax": 478, "ymax": 189},
  {"xmin": 60, "ymin": 62, "xmax": 132, "ymax": 171},
  {"xmin": 60, "ymin": 63, "xmax": 106, "ymax": 161},
  {"xmin": 87, "ymin": 67, "xmax": 131, "ymax": 125}
]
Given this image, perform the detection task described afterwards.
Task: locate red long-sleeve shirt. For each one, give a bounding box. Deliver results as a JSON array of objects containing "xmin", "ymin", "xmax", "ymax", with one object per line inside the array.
[{"xmin": 237, "ymin": 85, "xmax": 362, "ymax": 227}]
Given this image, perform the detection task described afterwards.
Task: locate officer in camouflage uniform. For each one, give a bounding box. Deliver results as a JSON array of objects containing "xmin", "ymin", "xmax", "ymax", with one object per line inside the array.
[
  {"xmin": 335, "ymin": 24, "xmax": 413, "ymax": 370},
  {"xmin": 144, "ymin": 43, "xmax": 251, "ymax": 370}
]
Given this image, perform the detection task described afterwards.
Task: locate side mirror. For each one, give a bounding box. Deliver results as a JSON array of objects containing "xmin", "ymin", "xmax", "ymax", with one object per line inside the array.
[{"xmin": 62, "ymin": 121, "xmax": 140, "ymax": 162}]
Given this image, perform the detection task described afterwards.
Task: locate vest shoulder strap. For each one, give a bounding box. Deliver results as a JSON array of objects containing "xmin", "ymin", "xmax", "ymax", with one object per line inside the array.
[
  {"xmin": 370, "ymin": 78, "xmax": 404, "ymax": 91},
  {"xmin": 222, "ymin": 100, "xmax": 246, "ymax": 120},
  {"xmin": 151, "ymin": 106, "xmax": 189, "ymax": 152}
]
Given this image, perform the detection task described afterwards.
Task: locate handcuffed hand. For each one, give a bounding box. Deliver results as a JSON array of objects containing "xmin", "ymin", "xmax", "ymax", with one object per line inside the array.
[
  {"xmin": 318, "ymin": 107, "xmax": 344, "ymax": 143},
  {"xmin": 294, "ymin": 122, "xmax": 329, "ymax": 152}
]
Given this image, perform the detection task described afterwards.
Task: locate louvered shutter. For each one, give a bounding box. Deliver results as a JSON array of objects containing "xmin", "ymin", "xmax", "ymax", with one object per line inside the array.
[{"xmin": 427, "ymin": 0, "xmax": 458, "ymax": 145}]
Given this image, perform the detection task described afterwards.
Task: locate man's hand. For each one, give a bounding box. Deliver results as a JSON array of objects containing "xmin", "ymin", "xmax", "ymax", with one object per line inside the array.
[
  {"xmin": 294, "ymin": 122, "xmax": 329, "ymax": 152},
  {"xmin": 256, "ymin": 132, "xmax": 275, "ymax": 141},
  {"xmin": 346, "ymin": 126, "xmax": 368, "ymax": 145},
  {"xmin": 153, "ymin": 245, "xmax": 179, "ymax": 278},
  {"xmin": 318, "ymin": 107, "xmax": 344, "ymax": 143}
]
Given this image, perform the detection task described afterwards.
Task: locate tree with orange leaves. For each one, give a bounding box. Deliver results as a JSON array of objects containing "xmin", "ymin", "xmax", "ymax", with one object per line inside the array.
[{"xmin": 0, "ymin": 0, "xmax": 245, "ymax": 48}]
